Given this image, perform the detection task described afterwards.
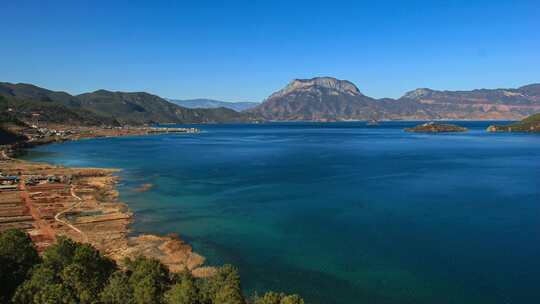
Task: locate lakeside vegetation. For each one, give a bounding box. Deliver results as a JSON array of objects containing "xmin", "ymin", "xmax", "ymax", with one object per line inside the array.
[
  {"xmin": 487, "ymin": 112, "xmax": 540, "ymax": 132},
  {"xmin": 404, "ymin": 122, "xmax": 468, "ymax": 133},
  {"xmin": 0, "ymin": 229, "xmax": 304, "ymax": 304}
]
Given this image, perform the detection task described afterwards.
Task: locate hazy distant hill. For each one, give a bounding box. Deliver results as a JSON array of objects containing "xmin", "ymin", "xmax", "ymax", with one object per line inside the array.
[
  {"xmin": 400, "ymin": 84, "xmax": 540, "ymax": 120},
  {"xmin": 168, "ymin": 98, "xmax": 259, "ymax": 111},
  {"xmin": 249, "ymin": 77, "xmax": 540, "ymax": 121},
  {"xmin": 0, "ymin": 83, "xmax": 256, "ymax": 126}
]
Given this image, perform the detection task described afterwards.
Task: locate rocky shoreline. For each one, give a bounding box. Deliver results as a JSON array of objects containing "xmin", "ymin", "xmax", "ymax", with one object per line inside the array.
[{"xmin": 0, "ymin": 126, "xmax": 215, "ymax": 277}]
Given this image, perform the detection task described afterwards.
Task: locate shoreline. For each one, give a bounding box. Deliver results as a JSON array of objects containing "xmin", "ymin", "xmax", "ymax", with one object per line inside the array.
[
  {"xmin": 2, "ymin": 125, "xmax": 200, "ymax": 158},
  {"xmin": 0, "ymin": 126, "xmax": 215, "ymax": 277}
]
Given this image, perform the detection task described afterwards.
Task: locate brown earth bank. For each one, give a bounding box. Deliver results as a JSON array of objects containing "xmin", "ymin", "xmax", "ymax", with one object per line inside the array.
[{"xmin": 0, "ymin": 125, "xmax": 216, "ymax": 278}]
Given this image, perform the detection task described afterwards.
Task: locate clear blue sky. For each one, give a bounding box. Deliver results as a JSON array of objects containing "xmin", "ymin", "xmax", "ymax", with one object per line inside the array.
[{"xmin": 2, "ymin": 0, "xmax": 539, "ymax": 102}]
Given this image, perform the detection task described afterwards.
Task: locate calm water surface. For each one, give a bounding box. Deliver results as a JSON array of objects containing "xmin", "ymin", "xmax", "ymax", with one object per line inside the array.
[{"xmin": 22, "ymin": 122, "xmax": 540, "ymax": 304}]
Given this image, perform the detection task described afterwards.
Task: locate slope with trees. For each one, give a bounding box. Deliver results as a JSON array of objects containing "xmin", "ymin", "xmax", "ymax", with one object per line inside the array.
[
  {"xmin": 0, "ymin": 83, "xmax": 257, "ymax": 126},
  {"xmin": 0, "ymin": 229, "xmax": 304, "ymax": 304}
]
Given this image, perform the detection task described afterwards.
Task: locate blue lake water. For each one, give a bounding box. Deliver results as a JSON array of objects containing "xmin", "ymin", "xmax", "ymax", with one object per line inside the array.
[{"xmin": 22, "ymin": 122, "xmax": 540, "ymax": 304}]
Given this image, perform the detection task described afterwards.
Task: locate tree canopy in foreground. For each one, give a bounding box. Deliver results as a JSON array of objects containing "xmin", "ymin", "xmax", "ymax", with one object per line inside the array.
[{"xmin": 0, "ymin": 229, "xmax": 304, "ymax": 304}]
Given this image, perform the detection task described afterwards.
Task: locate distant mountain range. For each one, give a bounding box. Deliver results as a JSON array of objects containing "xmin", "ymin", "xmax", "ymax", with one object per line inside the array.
[
  {"xmin": 167, "ymin": 98, "xmax": 259, "ymax": 111},
  {"xmin": 2, "ymin": 79, "xmax": 540, "ymax": 127},
  {"xmin": 0, "ymin": 83, "xmax": 256, "ymax": 126},
  {"xmin": 249, "ymin": 77, "xmax": 540, "ymax": 121}
]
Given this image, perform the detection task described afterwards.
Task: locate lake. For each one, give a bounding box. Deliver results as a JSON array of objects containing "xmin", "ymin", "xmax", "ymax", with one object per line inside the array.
[{"xmin": 22, "ymin": 121, "xmax": 540, "ymax": 304}]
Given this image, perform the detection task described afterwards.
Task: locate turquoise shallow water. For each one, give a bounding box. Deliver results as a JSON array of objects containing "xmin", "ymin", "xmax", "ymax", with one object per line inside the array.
[{"xmin": 22, "ymin": 122, "xmax": 540, "ymax": 304}]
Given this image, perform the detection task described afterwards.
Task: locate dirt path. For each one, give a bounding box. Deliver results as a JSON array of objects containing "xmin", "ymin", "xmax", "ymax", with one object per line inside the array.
[
  {"xmin": 19, "ymin": 181, "xmax": 56, "ymax": 242},
  {"xmin": 54, "ymin": 186, "xmax": 88, "ymax": 242}
]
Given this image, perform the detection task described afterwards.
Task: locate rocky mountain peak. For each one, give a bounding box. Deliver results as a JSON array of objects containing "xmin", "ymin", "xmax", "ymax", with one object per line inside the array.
[
  {"xmin": 403, "ymin": 88, "xmax": 433, "ymax": 99},
  {"xmin": 267, "ymin": 77, "xmax": 363, "ymax": 100}
]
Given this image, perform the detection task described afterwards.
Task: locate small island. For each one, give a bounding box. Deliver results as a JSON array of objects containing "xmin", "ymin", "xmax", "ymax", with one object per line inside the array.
[
  {"xmin": 405, "ymin": 122, "xmax": 468, "ymax": 133},
  {"xmin": 487, "ymin": 113, "xmax": 540, "ymax": 133}
]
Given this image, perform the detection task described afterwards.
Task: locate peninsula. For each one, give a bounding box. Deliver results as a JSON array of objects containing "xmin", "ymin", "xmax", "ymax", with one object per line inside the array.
[{"xmin": 487, "ymin": 113, "xmax": 540, "ymax": 132}]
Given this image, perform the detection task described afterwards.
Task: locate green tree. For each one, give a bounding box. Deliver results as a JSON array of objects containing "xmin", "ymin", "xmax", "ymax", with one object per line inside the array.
[
  {"xmin": 127, "ymin": 256, "xmax": 171, "ymax": 304},
  {"xmin": 213, "ymin": 284, "xmax": 244, "ymax": 304},
  {"xmin": 13, "ymin": 236, "xmax": 116, "ymax": 304},
  {"xmin": 165, "ymin": 272, "xmax": 199, "ymax": 304},
  {"xmin": 41, "ymin": 236, "xmax": 78, "ymax": 273},
  {"xmin": 61, "ymin": 243, "xmax": 116, "ymax": 303},
  {"xmin": 32, "ymin": 283, "xmax": 77, "ymax": 304},
  {"xmin": 12, "ymin": 265, "xmax": 58, "ymax": 304},
  {"xmin": 252, "ymin": 292, "xmax": 283, "ymax": 304},
  {"xmin": 280, "ymin": 295, "xmax": 304, "ymax": 304},
  {"xmin": 0, "ymin": 229, "xmax": 40, "ymax": 302},
  {"xmin": 100, "ymin": 271, "xmax": 135, "ymax": 304},
  {"xmin": 199, "ymin": 264, "xmax": 244, "ymax": 304},
  {"xmin": 252, "ymin": 292, "xmax": 304, "ymax": 304}
]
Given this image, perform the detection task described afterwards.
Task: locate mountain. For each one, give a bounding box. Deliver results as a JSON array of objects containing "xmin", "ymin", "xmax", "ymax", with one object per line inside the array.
[
  {"xmin": 248, "ymin": 77, "xmax": 382, "ymax": 121},
  {"xmin": 4, "ymin": 80, "xmax": 539, "ymax": 125},
  {"xmin": 0, "ymin": 82, "xmax": 81, "ymax": 106},
  {"xmin": 168, "ymin": 98, "xmax": 259, "ymax": 111},
  {"xmin": 250, "ymin": 77, "xmax": 540, "ymax": 121},
  {"xmin": 0, "ymin": 83, "xmax": 256, "ymax": 126},
  {"xmin": 76, "ymin": 90, "xmax": 202, "ymax": 125},
  {"xmin": 0, "ymin": 89, "xmax": 120, "ymax": 126},
  {"xmin": 400, "ymin": 84, "xmax": 540, "ymax": 120}
]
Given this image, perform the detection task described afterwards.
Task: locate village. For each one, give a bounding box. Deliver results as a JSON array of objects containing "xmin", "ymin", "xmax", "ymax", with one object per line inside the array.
[{"xmin": 21, "ymin": 123, "xmax": 200, "ymax": 142}]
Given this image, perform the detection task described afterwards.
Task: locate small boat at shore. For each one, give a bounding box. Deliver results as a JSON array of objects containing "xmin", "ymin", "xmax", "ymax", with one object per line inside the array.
[{"xmin": 366, "ymin": 119, "xmax": 380, "ymax": 126}]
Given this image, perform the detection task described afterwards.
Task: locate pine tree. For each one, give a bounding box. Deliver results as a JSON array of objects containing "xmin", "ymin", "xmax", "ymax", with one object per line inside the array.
[{"xmin": 0, "ymin": 229, "xmax": 40, "ymax": 302}]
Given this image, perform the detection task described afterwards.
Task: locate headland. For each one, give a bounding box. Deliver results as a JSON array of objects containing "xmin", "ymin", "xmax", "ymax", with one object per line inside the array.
[{"xmin": 487, "ymin": 113, "xmax": 540, "ymax": 132}]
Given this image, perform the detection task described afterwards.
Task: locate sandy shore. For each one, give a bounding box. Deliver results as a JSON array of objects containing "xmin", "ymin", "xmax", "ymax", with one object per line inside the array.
[{"xmin": 0, "ymin": 127, "xmax": 215, "ymax": 277}]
